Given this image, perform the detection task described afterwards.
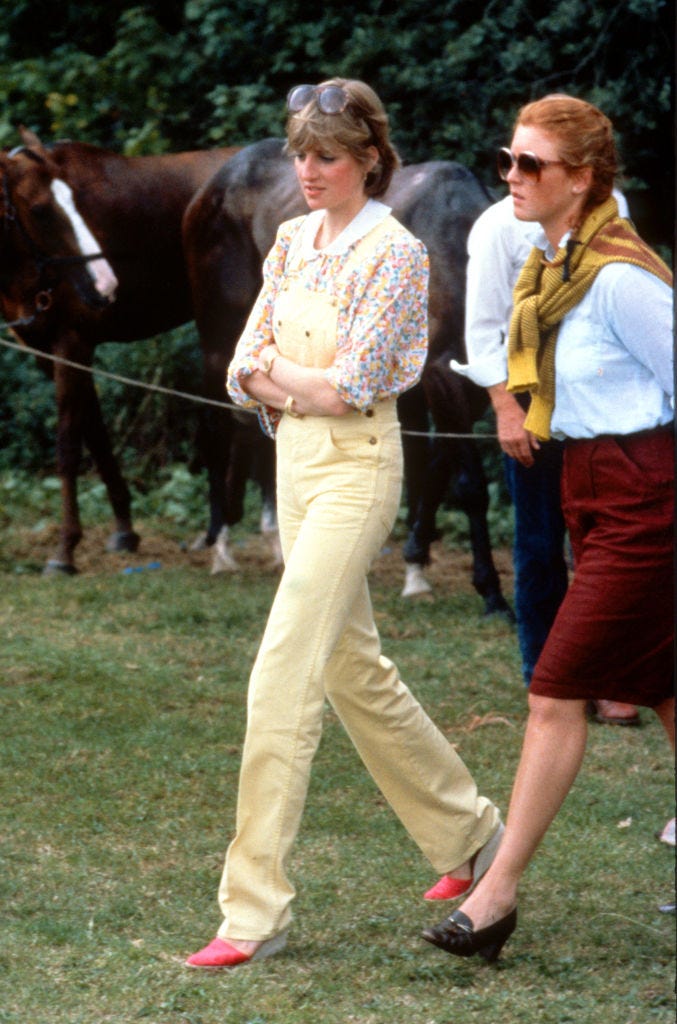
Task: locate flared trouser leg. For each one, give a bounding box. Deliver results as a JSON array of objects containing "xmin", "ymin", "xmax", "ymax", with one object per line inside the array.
[
  {"xmin": 323, "ymin": 586, "xmax": 497, "ymax": 870},
  {"xmin": 217, "ymin": 407, "xmax": 498, "ymax": 940}
]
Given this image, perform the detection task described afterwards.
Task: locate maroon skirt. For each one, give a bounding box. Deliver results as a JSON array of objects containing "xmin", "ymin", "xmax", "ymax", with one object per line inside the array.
[{"xmin": 530, "ymin": 425, "xmax": 674, "ymax": 707}]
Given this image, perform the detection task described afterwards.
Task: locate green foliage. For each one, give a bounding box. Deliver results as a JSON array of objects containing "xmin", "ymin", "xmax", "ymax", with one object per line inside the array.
[
  {"xmin": 1, "ymin": 1, "xmax": 672, "ymax": 231},
  {"xmin": 0, "ymin": 324, "xmax": 203, "ymax": 475},
  {"xmin": 0, "ymin": 1, "xmax": 673, "ymax": 481},
  {"xmin": 0, "ymin": 344, "xmax": 57, "ymax": 471},
  {"xmin": 93, "ymin": 324, "xmax": 205, "ymax": 477}
]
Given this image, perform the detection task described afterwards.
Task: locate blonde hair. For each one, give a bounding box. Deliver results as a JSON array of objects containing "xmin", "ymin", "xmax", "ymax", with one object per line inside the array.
[
  {"xmin": 284, "ymin": 78, "xmax": 400, "ymax": 197},
  {"xmin": 515, "ymin": 94, "xmax": 618, "ymax": 211}
]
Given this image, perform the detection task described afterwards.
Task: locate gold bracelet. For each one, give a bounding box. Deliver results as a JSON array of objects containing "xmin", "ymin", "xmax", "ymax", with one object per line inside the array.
[{"xmin": 284, "ymin": 395, "xmax": 304, "ymax": 419}]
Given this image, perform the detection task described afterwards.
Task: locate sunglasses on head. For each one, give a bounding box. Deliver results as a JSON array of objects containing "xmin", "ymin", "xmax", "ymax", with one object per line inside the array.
[
  {"xmin": 287, "ymin": 84, "xmax": 350, "ymax": 115},
  {"xmin": 497, "ymin": 147, "xmax": 566, "ymax": 182}
]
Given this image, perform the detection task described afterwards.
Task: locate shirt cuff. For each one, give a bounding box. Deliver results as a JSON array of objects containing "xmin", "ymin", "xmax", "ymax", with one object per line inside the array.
[{"xmin": 449, "ymin": 356, "xmax": 508, "ymax": 389}]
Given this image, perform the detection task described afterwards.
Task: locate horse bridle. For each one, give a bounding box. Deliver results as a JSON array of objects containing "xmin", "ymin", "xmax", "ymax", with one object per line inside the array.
[{"xmin": 1, "ymin": 160, "xmax": 106, "ymax": 312}]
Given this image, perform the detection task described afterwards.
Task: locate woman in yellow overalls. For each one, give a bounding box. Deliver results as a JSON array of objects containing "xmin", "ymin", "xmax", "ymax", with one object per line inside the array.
[{"xmin": 186, "ymin": 78, "xmax": 503, "ymax": 969}]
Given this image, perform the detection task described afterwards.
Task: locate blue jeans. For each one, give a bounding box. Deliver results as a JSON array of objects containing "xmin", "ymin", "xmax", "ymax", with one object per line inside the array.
[{"xmin": 504, "ymin": 441, "xmax": 568, "ymax": 685}]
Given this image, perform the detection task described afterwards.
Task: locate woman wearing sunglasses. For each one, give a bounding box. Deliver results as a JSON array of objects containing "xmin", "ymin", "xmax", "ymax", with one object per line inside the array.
[
  {"xmin": 185, "ymin": 78, "xmax": 503, "ymax": 970},
  {"xmin": 423, "ymin": 94, "xmax": 674, "ymax": 964}
]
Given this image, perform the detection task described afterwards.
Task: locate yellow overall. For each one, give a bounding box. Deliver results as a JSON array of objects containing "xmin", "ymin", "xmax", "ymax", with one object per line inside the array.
[{"xmin": 217, "ymin": 220, "xmax": 499, "ymax": 941}]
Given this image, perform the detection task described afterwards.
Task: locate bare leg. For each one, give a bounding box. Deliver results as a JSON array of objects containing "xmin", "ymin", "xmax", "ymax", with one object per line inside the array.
[
  {"xmin": 653, "ymin": 697, "xmax": 675, "ymax": 849},
  {"xmin": 454, "ymin": 695, "xmax": 589, "ymax": 928},
  {"xmin": 653, "ymin": 697, "xmax": 675, "ymax": 750}
]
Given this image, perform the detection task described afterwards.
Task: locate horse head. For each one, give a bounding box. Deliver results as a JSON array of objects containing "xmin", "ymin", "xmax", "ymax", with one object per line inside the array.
[{"xmin": 0, "ymin": 129, "xmax": 118, "ymax": 324}]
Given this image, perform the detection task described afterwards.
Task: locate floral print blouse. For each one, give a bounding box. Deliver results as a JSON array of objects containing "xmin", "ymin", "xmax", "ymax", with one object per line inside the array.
[{"xmin": 226, "ymin": 199, "xmax": 429, "ymax": 437}]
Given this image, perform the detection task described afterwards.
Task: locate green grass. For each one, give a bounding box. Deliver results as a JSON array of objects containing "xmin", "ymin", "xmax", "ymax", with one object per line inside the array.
[{"xmin": 0, "ymin": 514, "xmax": 674, "ymax": 1024}]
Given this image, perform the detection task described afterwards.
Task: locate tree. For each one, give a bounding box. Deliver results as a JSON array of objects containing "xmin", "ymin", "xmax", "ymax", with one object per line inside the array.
[
  {"xmin": 1, "ymin": 0, "xmax": 672, "ymax": 246},
  {"xmin": 0, "ymin": 0, "xmax": 673, "ymax": 474}
]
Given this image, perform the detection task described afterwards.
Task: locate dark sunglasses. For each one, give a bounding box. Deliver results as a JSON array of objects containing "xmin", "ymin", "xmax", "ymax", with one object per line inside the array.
[
  {"xmin": 497, "ymin": 147, "xmax": 566, "ymax": 182},
  {"xmin": 287, "ymin": 84, "xmax": 350, "ymax": 115}
]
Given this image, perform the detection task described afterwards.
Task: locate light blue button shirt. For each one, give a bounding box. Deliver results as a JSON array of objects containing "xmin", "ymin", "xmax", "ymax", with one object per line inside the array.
[
  {"xmin": 453, "ymin": 196, "xmax": 673, "ymax": 440},
  {"xmin": 534, "ymin": 229, "xmax": 673, "ymax": 439}
]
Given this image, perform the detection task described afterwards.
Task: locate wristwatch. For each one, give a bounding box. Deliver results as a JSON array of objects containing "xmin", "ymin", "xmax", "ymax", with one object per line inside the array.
[{"xmin": 261, "ymin": 350, "xmax": 279, "ymax": 375}]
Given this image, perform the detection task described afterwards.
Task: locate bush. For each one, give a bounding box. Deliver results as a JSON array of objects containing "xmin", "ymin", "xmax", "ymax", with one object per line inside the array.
[
  {"xmin": 0, "ymin": 324, "xmax": 204, "ymax": 478},
  {"xmin": 0, "ymin": 0, "xmax": 672, "ymax": 483}
]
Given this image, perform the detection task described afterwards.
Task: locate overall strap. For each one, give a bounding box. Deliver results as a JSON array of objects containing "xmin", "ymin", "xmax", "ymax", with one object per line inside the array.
[
  {"xmin": 284, "ymin": 212, "xmax": 404, "ymax": 282},
  {"xmin": 336, "ymin": 214, "xmax": 403, "ymax": 283}
]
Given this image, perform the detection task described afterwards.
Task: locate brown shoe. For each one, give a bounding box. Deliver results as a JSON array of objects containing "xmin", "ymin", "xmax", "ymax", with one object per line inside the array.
[{"xmin": 591, "ymin": 699, "xmax": 641, "ymax": 726}]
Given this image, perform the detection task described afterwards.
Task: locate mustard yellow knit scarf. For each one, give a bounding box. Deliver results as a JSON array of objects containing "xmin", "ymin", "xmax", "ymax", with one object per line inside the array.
[{"xmin": 506, "ymin": 195, "xmax": 673, "ymax": 440}]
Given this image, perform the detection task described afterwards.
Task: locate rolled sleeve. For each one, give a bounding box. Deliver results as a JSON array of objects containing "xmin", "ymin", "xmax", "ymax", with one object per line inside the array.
[
  {"xmin": 226, "ymin": 220, "xmax": 301, "ymax": 435},
  {"xmin": 452, "ymin": 197, "xmax": 532, "ymax": 388}
]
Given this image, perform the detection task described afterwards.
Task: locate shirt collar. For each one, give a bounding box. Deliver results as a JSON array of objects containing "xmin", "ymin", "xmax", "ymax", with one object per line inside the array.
[
  {"xmin": 300, "ymin": 199, "xmax": 392, "ymax": 260},
  {"xmin": 525, "ymin": 223, "xmax": 573, "ymax": 260}
]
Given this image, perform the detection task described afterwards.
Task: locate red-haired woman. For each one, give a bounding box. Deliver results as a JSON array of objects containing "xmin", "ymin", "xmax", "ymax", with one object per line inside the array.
[{"xmin": 424, "ymin": 94, "xmax": 674, "ymax": 963}]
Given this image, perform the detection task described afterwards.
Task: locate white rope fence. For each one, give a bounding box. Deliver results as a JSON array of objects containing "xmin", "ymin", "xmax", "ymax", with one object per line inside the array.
[{"xmin": 0, "ymin": 327, "xmax": 498, "ymax": 441}]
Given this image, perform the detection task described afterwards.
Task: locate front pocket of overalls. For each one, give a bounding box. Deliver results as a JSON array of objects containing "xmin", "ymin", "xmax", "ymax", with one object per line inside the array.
[
  {"xmin": 328, "ymin": 427, "xmax": 380, "ymax": 462},
  {"xmin": 327, "ymin": 425, "xmax": 403, "ymax": 534},
  {"xmin": 273, "ymin": 288, "xmax": 338, "ymax": 368},
  {"xmin": 328, "ymin": 419, "xmax": 402, "ymax": 465}
]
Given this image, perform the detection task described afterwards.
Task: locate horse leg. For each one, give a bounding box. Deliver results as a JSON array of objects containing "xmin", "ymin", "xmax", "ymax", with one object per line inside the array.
[
  {"xmin": 79, "ymin": 374, "xmax": 140, "ymax": 556},
  {"xmin": 186, "ymin": 192, "xmax": 281, "ymax": 572},
  {"xmin": 407, "ymin": 357, "xmax": 513, "ymax": 618},
  {"xmin": 39, "ymin": 348, "xmax": 84, "ymax": 573},
  {"xmin": 398, "ymin": 387, "xmax": 437, "ymax": 596},
  {"xmin": 450, "ymin": 438, "xmax": 514, "ymax": 621},
  {"xmin": 46, "ymin": 410, "xmax": 138, "ymax": 574},
  {"xmin": 193, "ymin": 346, "xmax": 238, "ymax": 573},
  {"xmin": 247, "ymin": 426, "xmax": 281, "ymax": 568},
  {"xmin": 43, "ymin": 472, "xmax": 82, "ymax": 576},
  {"xmin": 205, "ymin": 405, "xmax": 238, "ymax": 574},
  {"xmin": 208, "ymin": 411, "xmax": 250, "ymax": 574},
  {"xmin": 404, "ymin": 435, "xmax": 464, "ymax": 598},
  {"xmin": 215, "ymin": 413, "xmax": 280, "ymax": 571},
  {"xmin": 43, "ymin": 341, "xmax": 138, "ymax": 576}
]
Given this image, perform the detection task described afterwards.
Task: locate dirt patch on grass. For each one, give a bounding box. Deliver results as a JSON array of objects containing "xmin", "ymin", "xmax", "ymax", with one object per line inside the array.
[
  {"xmin": 373, "ymin": 537, "xmax": 515, "ymax": 596},
  {"xmin": 10, "ymin": 520, "xmax": 514, "ymax": 596}
]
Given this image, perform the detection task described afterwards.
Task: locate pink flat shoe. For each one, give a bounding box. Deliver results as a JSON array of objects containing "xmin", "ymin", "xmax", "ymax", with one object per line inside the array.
[
  {"xmin": 423, "ymin": 874, "xmax": 473, "ymax": 901},
  {"xmin": 185, "ymin": 929, "xmax": 288, "ymax": 969},
  {"xmin": 424, "ymin": 820, "xmax": 505, "ymax": 901}
]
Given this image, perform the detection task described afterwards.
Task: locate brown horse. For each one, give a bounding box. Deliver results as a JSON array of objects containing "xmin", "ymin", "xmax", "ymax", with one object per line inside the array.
[
  {"xmin": 183, "ymin": 138, "xmax": 513, "ymax": 616},
  {"xmin": 0, "ymin": 129, "xmax": 238, "ymax": 574}
]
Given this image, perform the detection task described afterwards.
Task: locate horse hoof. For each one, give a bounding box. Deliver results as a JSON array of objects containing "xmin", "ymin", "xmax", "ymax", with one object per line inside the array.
[
  {"xmin": 482, "ymin": 596, "xmax": 516, "ymax": 623},
  {"xmin": 106, "ymin": 530, "xmax": 141, "ymax": 554},
  {"xmin": 263, "ymin": 529, "xmax": 283, "ymax": 569},
  {"xmin": 211, "ymin": 552, "xmax": 239, "ymax": 574},
  {"xmin": 210, "ymin": 527, "xmax": 239, "ymax": 574},
  {"xmin": 43, "ymin": 560, "xmax": 78, "ymax": 577},
  {"xmin": 402, "ymin": 563, "xmax": 433, "ymax": 598},
  {"xmin": 260, "ymin": 504, "xmax": 278, "ymax": 535},
  {"xmin": 189, "ymin": 531, "xmax": 209, "ymax": 552}
]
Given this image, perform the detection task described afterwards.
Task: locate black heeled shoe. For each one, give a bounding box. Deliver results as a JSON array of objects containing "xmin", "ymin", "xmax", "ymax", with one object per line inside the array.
[{"xmin": 422, "ymin": 907, "xmax": 517, "ymax": 963}]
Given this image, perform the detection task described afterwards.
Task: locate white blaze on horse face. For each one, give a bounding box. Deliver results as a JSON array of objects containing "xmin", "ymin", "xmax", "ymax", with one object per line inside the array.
[{"xmin": 50, "ymin": 178, "xmax": 118, "ymax": 300}]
